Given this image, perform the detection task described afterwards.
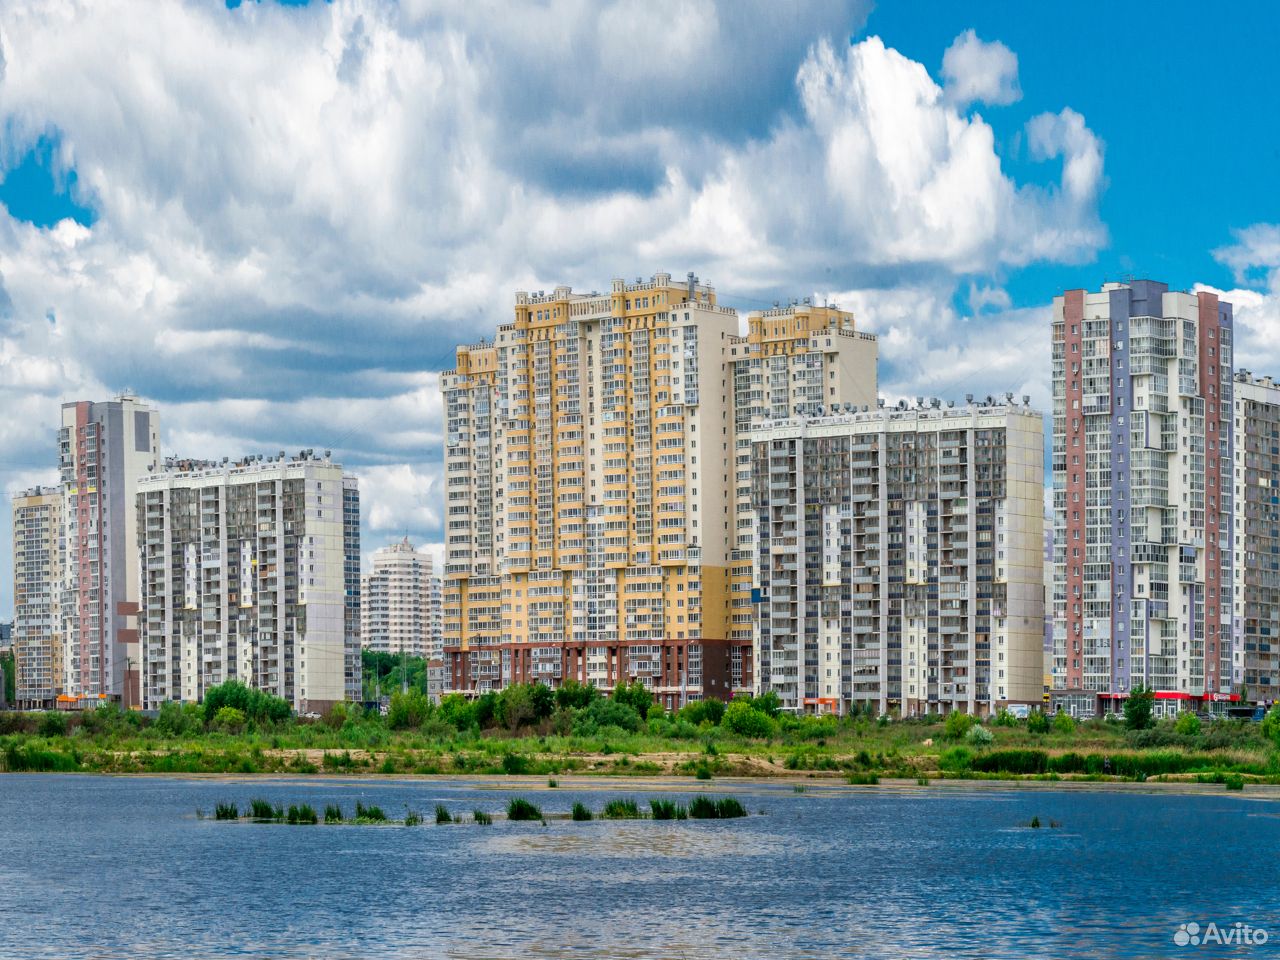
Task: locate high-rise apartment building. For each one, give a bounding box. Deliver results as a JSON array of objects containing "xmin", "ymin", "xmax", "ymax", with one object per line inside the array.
[
  {"xmin": 136, "ymin": 453, "xmax": 361, "ymax": 713},
  {"xmin": 362, "ymin": 538, "xmax": 442, "ymax": 660},
  {"xmin": 1232, "ymin": 371, "xmax": 1280, "ymax": 704},
  {"xmin": 441, "ymin": 272, "xmax": 877, "ymax": 706},
  {"xmin": 59, "ymin": 397, "xmax": 160, "ymax": 705},
  {"xmin": 750, "ymin": 399, "xmax": 1045, "ymax": 716},
  {"xmin": 11, "ymin": 487, "xmax": 63, "ymax": 709},
  {"xmin": 727, "ymin": 305, "xmax": 879, "ymax": 691},
  {"xmin": 1051, "ymin": 281, "xmax": 1235, "ymax": 716}
]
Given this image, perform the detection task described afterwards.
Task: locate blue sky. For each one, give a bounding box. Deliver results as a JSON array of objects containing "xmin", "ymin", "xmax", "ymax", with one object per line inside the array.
[
  {"xmin": 1, "ymin": 0, "xmax": 1279, "ymax": 617},
  {"xmin": 864, "ymin": 0, "xmax": 1280, "ymax": 304}
]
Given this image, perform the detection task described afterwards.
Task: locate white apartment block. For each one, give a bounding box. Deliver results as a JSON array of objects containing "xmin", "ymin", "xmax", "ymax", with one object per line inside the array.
[
  {"xmin": 750, "ymin": 398, "xmax": 1045, "ymax": 716},
  {"xmin": 1052, "ymin": 281, "xmax": 1234, "ymax": 716},
  {"xmin": 362, "ymin": 538, "xmax": 442, "ymax": 660},
  {"xmin": 59, "ymin": 397, "xmax": 160, "ymax": 705},
  {"xmin": 1233, "ymin": 371, "xmax": 1280, "ymax": 703},
  {"xmin": 11, "ymin": 487, "xmax": 63, "ymax": 709},
  {"xmin": 136, "ymin": 453, "xmax": 361, "ymax": 713}
]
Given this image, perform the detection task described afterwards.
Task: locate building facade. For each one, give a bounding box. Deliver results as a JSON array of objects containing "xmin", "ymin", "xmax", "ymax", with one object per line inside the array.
[
  {"xmin": 11, "ymin": 487, "xmax": 63, "ymax": 709},
  {"xmin": 1051, "ymin": 281, "xmax": 1235, "ymax": 716},
  {"xmin": 362, "ymin": 538, "xmax": 442, "ymax": 660},
  {"xmin": 727, "ymin": 303, "xmax": 879, "ymax": 693},
  {"xmin": 750, "ymin": 399, "xmax": 1045, "ymax": 716},
  {"xmin": 441, "ymin": 272, "xmax": 877, "ymax": 706},
  {"xmin": 1233, "ymin": 371, "xmax": 1280, "ymax": 704},
  {"xmin": 59, "ymin": 397, "xmax": 160, "ymax": 705},
  {"xmin": 136, "ymin": 454, "xmax": 361, "ymax": 713}
]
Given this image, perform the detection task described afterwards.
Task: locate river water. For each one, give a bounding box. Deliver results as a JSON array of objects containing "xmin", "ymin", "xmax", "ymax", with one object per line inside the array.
[{"xmin": 0, "ymin": 775, "xmax": 1275, "ymax": 959}]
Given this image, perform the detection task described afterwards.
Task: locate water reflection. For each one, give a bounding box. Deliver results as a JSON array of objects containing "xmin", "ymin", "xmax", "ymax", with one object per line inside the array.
[{"xmin": 0, "ymin": 776, "xmax": 1275, "ymax": 959}]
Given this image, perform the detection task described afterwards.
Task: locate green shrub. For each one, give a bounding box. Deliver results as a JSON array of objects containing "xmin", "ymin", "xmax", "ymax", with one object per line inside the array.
[
  {"xmin": 938, "ymin": 746, "xmax": 974, "ymax": 772},
  {"xmin": 612, "ymin": 680, "xmax": 653, "ymax": 719},
  {"xmin": 1053, "ymin": 712, "xmax": 1077, "ymax": 734},
  {"xmin": 435, "ymin": 804, "xmax": 453, "ymax": 824},
  {"xmin": 601, "ymin": 798, "xmax": 642, "ymax": 819},
  {"xmin": 1174, "ymin": 712, "xmax": 1202, "ymax": 737},
  {"xmin": 971, "ymin": 749, "xmax": 1049, "ymax": 775},
  {"xmin": 967, "ymin": 724, "xmax": 994, "ymax": 745},
  {"xmin": 506, "ymin": 798, "xmax": 542, "ymax": 821},
  {"xmin": 404, "ymin": 810, "xmax": 422, "ymax": 826},
  {"xmin": 992, "ymin": 709, "xmax": 1018, "ymax": 727},
  {"xmin": 38, "ymin": 711, "xmax": 68, "ymax": 738},
  {"xmin": 387, "ymin": 689, "xmax": 432, "ymax": 730},
  {"xmin": 944, "ymin": 712, "xmax": 975, "ymax": 739},
  {"xmin": 571, "ymin": 802, "xmax": 593, "ymax": 822},
  {"xmin": 213, "ymin": 706, "xmax": 248, "ymax": 732},
  {"xmin": 577, "ymin": 697, "xmax": 642, "ymax": 734},
  {"xmin": 555, "ymin": 679, "xmax": 599, "ymax": 711},
  {"xmin": 1225, "ymin": 773, "xmax": 1245, "ymax": 791},
  {"xmin": 501, "ymin": 752, "xmax": 529, "ymax": 775},
  {"xmin": 649, "ymin": 799, "xmax": 687, "ymax": 820},
  {"xmin": 694, "ymin": 761, "xmax": 713, "ymax": 780},
  {"xmin": 3, "ymin": 743, "xmax": 79, "ymax": 772},
  {"xmin": 847, "ymin": 772, "xmax": 879, "ymax": 785},
  {"xmin": 1026, "ymin": 711, "xmax": 1050, "ymax": 734},
  {"xmin": 679, "ymin": 698, "xmax": 726, "ymax": 726},
  {"xmin": 721, "ymin": 699, "xmax": 776, "ymax": 739},
  {"xmin": 203, "ymin": 680, "xmax": 291, "ymax": 727},
  {"xmin": 324, "ymin": 804, "xmax": 344, "ymax": 823}
]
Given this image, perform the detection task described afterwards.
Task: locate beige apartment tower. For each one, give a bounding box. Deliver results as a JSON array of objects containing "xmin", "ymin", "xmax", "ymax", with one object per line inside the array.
[{"xmin": 442, "ymin": 272, "xmax": 877, "ymax": 706}]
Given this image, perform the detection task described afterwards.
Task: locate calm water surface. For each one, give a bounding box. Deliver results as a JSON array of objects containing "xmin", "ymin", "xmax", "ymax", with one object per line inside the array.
[{"xmin": 0, "ymin": 775, "xmax": 1276, "ymax": 959}]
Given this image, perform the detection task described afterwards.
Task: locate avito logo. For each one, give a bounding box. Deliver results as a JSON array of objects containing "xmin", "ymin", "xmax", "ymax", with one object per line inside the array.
[{"xmin": 1174, "ymin": 922, "xmax": 1269, "ymax": 948}]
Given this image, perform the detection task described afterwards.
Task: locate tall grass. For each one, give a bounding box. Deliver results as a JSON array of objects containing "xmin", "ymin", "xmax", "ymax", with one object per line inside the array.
[
  {"xmin": 435, "ymin": 804, "xmax": 453, "ymax": 824},
  {"xmin": 214, "ymin": 802, "xmax": 239, "ymax": 820},
  {"xmin": 286, "ymin": 804, "xmax": 318, "ymax": 825},
  {"xmin": 506, "ymin": 797, "xmax": 542, "ymax": 821},
  {"xmin": 404, "ymin": 809, "xmax": 423, "ymax": 826},
  {"xmin": 248, "ymin": 798, "xmax": 281, "ymax": 821},
  {"xmin": 324, "ymin": 804, "xmax": 344, "ymax": 823},
  {"xmin": 473, "ymin": 809, "xmax": 493, "ymax": 825},
  {"xmin": 354, "ymin": 801, "xmax": 387, "ymax": 822},
  {"xmin": 688, "ymin": 796, "xmax": 747, "ymax": 819},
  {"xmin": 649, "ymin": 799, "xmax": 687, "ymax": 820},
  {"xmin": 571, "ymin": 802, "xmax": 592, "ymax": 821},
  {"xmin": 601, "ymin": 798, "xmax": 642, "ymax": 819}
]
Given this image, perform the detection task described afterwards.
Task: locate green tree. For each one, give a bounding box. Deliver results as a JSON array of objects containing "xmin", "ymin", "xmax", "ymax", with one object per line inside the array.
[
  {"xmin": 721, "ymin": 699, "xmax": 776, "ymax": 739},
  {"xmin": 0, "ymin": 650, "xmax": 15, "ymax": 705},
  {"xmin": 1174, "ymin": 711, "xmax": 1202, "ymax": 737},
  {"xmin": 497, "ymin": 684, "xmax": 535, "ymax": 731},
  {"xmin": 1124, "ymin": 685, "xmax": 1156, "ymax": 731},
  {"xmin": 1262, "ymin": 704, "xmax": 1280, "ymax": 746},
  {"xmin": 387, "ymin": 689, "xmax": 431, "ymax": 730},
  {"xmin": 202, "ymin": 680, "xmax": 291, "ymax": 726},
  {"xmin": 680, "ymin": 697, "xmax": 725, "ymax": 726},
  {"xmin": 1053, "ymin": 711, "xmax": 1076, "ymax": 734},
  {"xmin": 555, "ymin": 679, "xmax": 598, "ymax": 710},
  {"xmin": 1026, "ymin": 710, "xmax": 1049, "ymax": 734},
  {"xmin": 214, "ymin": 706, "xmax": 247, "ymax": 732},
  {"xmin": 530, "ymin": 683, "xmax": 555, "ymax": 721},
  {"xmin": 438, "ymin": 694, "xmax": 477, "ymax": 731},
  {"xmin": 612, "ymin": 680, "xmax": 652, "ymax": 718},
  {"xmin": 581, "ymin": 697, "xmax": 642, "ymax": 733},
  {"xmin": 754, "ymin": 690, "xmax": 782, "ymax": 718}
]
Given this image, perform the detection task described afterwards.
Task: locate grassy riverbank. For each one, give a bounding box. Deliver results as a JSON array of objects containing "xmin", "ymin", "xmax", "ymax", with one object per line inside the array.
[{"xmin": 3, "ymin": 683, "xmax": 1280, "ymax": 788}]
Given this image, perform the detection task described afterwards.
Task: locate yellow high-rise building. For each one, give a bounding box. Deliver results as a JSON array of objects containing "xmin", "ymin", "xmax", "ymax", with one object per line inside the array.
[{"xmin": 442, "ymin": 273, "xmax": 877, "ymax": 706}]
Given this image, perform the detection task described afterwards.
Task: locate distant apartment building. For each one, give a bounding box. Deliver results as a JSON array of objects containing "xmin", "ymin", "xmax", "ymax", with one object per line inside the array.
[
  {"xmin": 1051, "ymin": 281, "xmax": 1235, "ymax": 716},
  {"xmin": 362, "ymin": 538, "xmax": 442, "ymax": 660},
  {"xmin": 59, "ymin": 397, "xmax": 160, "ymax": 705},
  {"xmin": 750, "ymin": 398, "xmax": 1045, "ymax": 716},
  {"xmin": 727, "ymin": 303, "xmax": 879, "ymax": 692},
  {"xmin": 136, "ymin": 453, "xmax": 361, "ymax": 713},
  {"xmin": 1233, "ymin": 371, "xmax": 1280, "ymax": 704},
  {"xmin": 11, "ymin": 487, "xmax": 63, "ymax": 709},
  {"xmin": 441, "ymin": 272, "xmax": 877, "ymax": 707}
]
